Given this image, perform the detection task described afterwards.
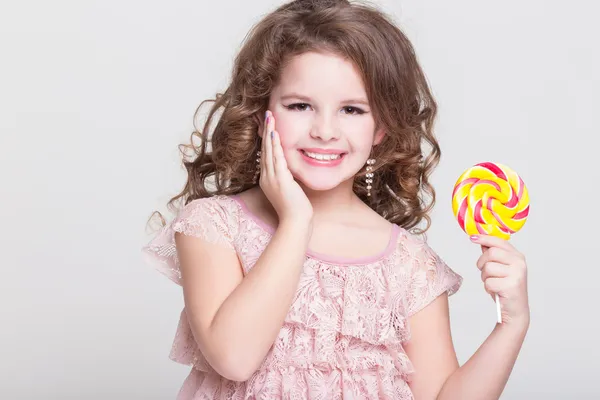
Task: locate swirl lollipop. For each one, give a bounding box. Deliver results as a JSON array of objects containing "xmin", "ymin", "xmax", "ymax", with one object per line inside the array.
[{"xmin": 452, "ymin": 162, "xmax": 530, "ymax": 322}]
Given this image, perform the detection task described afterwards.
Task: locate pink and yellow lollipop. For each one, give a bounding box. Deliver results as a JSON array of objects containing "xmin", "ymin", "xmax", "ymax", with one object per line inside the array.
[
  {"xmin": 452, "ymin": 162, "xmax": 530, "ymax": 322},
  {"xmin": 452, "ymin": 162, "xmax": 530, "ymax": 241}
]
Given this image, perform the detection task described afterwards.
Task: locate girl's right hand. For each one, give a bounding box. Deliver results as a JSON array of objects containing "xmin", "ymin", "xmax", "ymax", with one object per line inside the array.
[{"xmin": 259, "ymin": 110, "xmax": 313, "ymax": 226}]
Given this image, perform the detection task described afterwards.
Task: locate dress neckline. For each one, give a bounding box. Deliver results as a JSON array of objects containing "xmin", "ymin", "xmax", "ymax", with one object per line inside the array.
[{"xmin": 229, "ymin": 195, "xmax": 400, "ymax": 266}]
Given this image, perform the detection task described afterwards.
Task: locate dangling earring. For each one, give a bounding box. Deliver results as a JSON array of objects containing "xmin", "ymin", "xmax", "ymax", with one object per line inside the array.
[
  {"xmin": 253, "ymin": 150, "xmax": 261, "ymax": 184},
  {"xmin": 365, "ymin": 158, "xmax": 375, "ymax": 197}
]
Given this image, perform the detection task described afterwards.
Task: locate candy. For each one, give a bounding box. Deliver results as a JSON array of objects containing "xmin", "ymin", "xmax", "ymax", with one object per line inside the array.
[
  {"xmin": 452, "ymin": 162, "xmax": 530, "ymax": 240},
  {"xmin": 452, "ymin": 162, "xmax": 530, "ymax": 323}
]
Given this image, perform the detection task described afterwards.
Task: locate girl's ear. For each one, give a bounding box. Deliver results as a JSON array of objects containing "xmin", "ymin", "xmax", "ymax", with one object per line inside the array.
[{"xmin": 373, "ymin": 127, "xmax": 385, "ymax": 145}]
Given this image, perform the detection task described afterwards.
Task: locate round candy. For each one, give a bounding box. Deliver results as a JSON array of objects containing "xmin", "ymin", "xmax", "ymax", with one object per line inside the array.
[{"xmin": 452, "ymin": 162, "xmax": 530, "ymax": 240}]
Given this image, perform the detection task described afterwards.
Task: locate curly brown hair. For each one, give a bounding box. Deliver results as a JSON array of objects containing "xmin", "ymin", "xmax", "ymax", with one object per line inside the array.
[{"xmin": 150, "ymin": 0, "xmax": 442, "ymax": 234}]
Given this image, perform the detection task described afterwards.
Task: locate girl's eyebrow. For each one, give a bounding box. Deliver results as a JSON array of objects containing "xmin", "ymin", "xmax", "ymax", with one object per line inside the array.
[{"xmin": 280, "ymin": 92, "xmax": 369, "ymax": 106}]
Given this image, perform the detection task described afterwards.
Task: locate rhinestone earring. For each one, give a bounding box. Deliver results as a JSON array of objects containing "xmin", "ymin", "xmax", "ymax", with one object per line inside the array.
[
  {"xmin": 253, "ymin": 150, "xmax": 261, "ymax": 184},
  {"xmin": 365, "ymin": 158, "xmax": 375, "ymax": 197}
]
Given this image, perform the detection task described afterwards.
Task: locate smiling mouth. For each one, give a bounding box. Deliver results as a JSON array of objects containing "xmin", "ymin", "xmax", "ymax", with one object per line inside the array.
[{"xmin": 300, "ymin": 150, "xmax": 346, "ymax": 161}]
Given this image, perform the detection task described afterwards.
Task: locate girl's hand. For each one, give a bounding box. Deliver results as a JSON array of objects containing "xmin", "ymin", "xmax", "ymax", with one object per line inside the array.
[
  {"xmin": 259, "ymin": 110, "xmax": 313, "ymax": 225},
  {"xmin": 471, "ymin": 234, "xmax": 530, "ymax": 327}
]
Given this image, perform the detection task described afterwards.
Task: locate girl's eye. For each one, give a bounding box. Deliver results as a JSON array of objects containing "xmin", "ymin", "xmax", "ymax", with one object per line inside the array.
[
  {"xmin": 285, "ymin": 103, "xmax": 366, "ymax": 115},
  {"xmin": 342, "ymin": 106, "xmax": 365, "ymax": 115},
  {"xmin": 286, "ymin": 103, "xmax": 311, "ymax": 111}
]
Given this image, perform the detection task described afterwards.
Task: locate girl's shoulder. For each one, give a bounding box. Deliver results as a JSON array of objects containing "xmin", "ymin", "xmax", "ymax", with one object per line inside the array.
[
  {"xmin": 171, "ymin": 194, "xmax": 242, "ymax": 240},
  {"xmin": 390, "ymin": 225, "xmax": 450, "ymax": 273},
  {"xmin": 177, "ymin": 194, "xmax": 240, "ymax": 216},
  {"xmin": 142, "ymin": 195, "xmax": 242, "ymax": 284},
  {"xmin": 390, "ymin": 227, "xmax": 463, "ymax": 316},
  {"xmin": 180, "ymin": 193, "xmax": 237, "ymax": 215}
]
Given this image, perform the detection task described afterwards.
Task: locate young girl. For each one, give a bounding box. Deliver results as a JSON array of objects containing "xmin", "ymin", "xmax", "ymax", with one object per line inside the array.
[{"xmin": 143, "ymin": 0, "xmax": 530, "ymax": 398}]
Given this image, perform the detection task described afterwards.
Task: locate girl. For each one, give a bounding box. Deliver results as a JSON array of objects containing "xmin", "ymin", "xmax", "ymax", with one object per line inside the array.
[{"xmin": 143, "ymin": 0, "xmax": 530, "ymax": 398}]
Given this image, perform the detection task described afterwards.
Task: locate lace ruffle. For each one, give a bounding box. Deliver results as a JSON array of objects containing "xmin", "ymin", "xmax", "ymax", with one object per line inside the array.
[
  {"xmin": 142, "ymin": 196, "xmax": 463, "ymax": 399},
  {"xmin": 161, "ymin": 257, "xmax": 417, "ymax": 380},
  {"xmin": 177, "ymin": 367, "xmax": 415, "ymax": 400}
]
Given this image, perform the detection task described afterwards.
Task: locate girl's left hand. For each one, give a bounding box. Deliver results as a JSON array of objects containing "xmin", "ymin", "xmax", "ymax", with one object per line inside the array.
[{"xmin": 471, "ymin": 234, "xmax": 530, "ymax": 327}]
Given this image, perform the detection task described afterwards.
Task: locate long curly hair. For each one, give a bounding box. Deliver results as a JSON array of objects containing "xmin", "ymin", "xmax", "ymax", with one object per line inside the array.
[{"xmin": 150, "ymin": 0, "xmax": 443, "ymax": 234}]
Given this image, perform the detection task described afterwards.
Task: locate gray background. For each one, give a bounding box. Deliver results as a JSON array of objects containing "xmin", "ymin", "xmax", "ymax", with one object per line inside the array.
[{"xmin": 1, "ymin": 0, "xmax": 598, "ymax": 399}]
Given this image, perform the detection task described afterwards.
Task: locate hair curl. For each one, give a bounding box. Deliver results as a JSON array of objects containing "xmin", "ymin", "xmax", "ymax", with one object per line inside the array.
[{"xmin": 150, "ymin": 0, "xmax": 442, "ymax": 234}]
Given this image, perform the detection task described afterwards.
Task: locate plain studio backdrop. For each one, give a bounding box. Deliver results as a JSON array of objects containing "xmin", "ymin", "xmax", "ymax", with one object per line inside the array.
[{"xmin": 1, "ymin": 0, "xmax": 598, "ymax": 398}]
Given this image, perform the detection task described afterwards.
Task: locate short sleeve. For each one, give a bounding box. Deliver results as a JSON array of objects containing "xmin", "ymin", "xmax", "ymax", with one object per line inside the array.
[
  {"xmin": 141, "ymin": 196, "xmax": 239, "ymax": 285},
  {"xmin": 404, "ymin": 237, "xmax": 463, "ymax": 317}
]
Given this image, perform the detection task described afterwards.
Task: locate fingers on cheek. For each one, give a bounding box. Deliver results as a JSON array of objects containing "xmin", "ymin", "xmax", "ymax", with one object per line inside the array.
[{"xmin": 273, "ymin": 133, "xmax": 282, "ymax": 162}]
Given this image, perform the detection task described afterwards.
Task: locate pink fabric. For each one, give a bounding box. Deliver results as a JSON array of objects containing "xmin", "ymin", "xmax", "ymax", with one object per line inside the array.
[{"xmin": 142, "ymin": 195, "xmax": 462, "ymax": 399}]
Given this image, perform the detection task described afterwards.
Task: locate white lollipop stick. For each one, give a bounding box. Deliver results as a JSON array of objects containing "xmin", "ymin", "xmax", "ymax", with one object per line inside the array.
[{"xmin": 495, "ymin": 293, "xmax": 502, "ymax": 323}]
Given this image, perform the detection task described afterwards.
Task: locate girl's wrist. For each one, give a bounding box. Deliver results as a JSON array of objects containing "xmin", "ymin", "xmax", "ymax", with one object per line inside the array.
[
  {"xmin": 499, "ymin": 313, "xmax": 530, "ymax": 335},
  {"xmin": 279, "ymin": 213, "xmax": 312, "ymax": 228}
]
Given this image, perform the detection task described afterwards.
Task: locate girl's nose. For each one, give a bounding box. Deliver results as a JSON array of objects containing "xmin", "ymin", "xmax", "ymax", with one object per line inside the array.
[{"xmin": 310, "ymin": 113, "xmax": 340, "ymax": 141}]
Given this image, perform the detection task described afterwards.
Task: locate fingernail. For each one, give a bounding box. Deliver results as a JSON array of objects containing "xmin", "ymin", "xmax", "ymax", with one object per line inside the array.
[
  {"xmin": 266, "ymin": 116, "xmax": 270, "ymax": 124},
  {"xmin": 265, "ymin": 111, "xmax": 269, "ymax": 119},
  {"xmin": 270, "ymin": 131, "xmax": 274, "ymax": 139},
  {"xmin": 470, "ymin": 235, "xmax": 479, "ymax": 241}
]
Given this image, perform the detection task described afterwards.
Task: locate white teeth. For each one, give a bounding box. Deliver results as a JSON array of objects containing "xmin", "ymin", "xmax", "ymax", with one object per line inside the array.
[{"xmin": 303, "ymin": 151, "xmax": 342, "ymax": 161}]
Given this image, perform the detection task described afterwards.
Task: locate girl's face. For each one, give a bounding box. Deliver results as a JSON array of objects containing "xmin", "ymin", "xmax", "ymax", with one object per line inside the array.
[{"xmin": 268, "ymin": 51, "xmax": 385, "ymax": 191}]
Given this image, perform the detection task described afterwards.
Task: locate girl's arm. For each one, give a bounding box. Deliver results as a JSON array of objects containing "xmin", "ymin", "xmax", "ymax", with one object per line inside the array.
[
  {"xmin": 437, "ymin": 315, "xmax": 529, "ymax": 399},
  {"xmin": 176, "ymin": 113, "xmax": 314, "ymax": 382},
  {"xmin": 406, "ymin": 234, "xmax": 530, "ymax": 399},
  {"xmin": 175, "ymin": 218, "xmax": 310, "ymax": 382},
  {"xmin": 404, "ymin": 294, "xmax": 529, "ymax": 400}
]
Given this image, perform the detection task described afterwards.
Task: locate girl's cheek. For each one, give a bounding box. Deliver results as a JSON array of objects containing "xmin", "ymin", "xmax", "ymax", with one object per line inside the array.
[
  {"xmin": 277, "ymin": 127, "xmax": 286, "ymax": 147},
  {"xmin": 276, "ymin": 130, "xmax": 294, "ymax": 158},
  {"xmin": 273, "ymin": 116, "xmax": 289, "ymax": 146}
]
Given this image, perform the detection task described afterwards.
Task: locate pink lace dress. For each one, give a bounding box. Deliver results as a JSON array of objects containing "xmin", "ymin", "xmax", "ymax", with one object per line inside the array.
[{"xmin": 142, "ymin": 195, "xmax": 462, "ymax": 399}]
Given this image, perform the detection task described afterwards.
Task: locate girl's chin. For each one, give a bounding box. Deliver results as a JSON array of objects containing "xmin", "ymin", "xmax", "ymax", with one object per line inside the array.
[
  {"xmin": 292, "ymin": 173, "xmax": 352, "ymax": 192},
  {"xmin": 299, "ymin": 181, "xmax": 341, "ymax": 192}
]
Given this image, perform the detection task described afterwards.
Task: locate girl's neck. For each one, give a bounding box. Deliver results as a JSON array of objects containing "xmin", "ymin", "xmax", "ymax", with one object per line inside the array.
[{"xmin": 299, "ymin": 179, "xmax": 362, "ymax": 225}]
